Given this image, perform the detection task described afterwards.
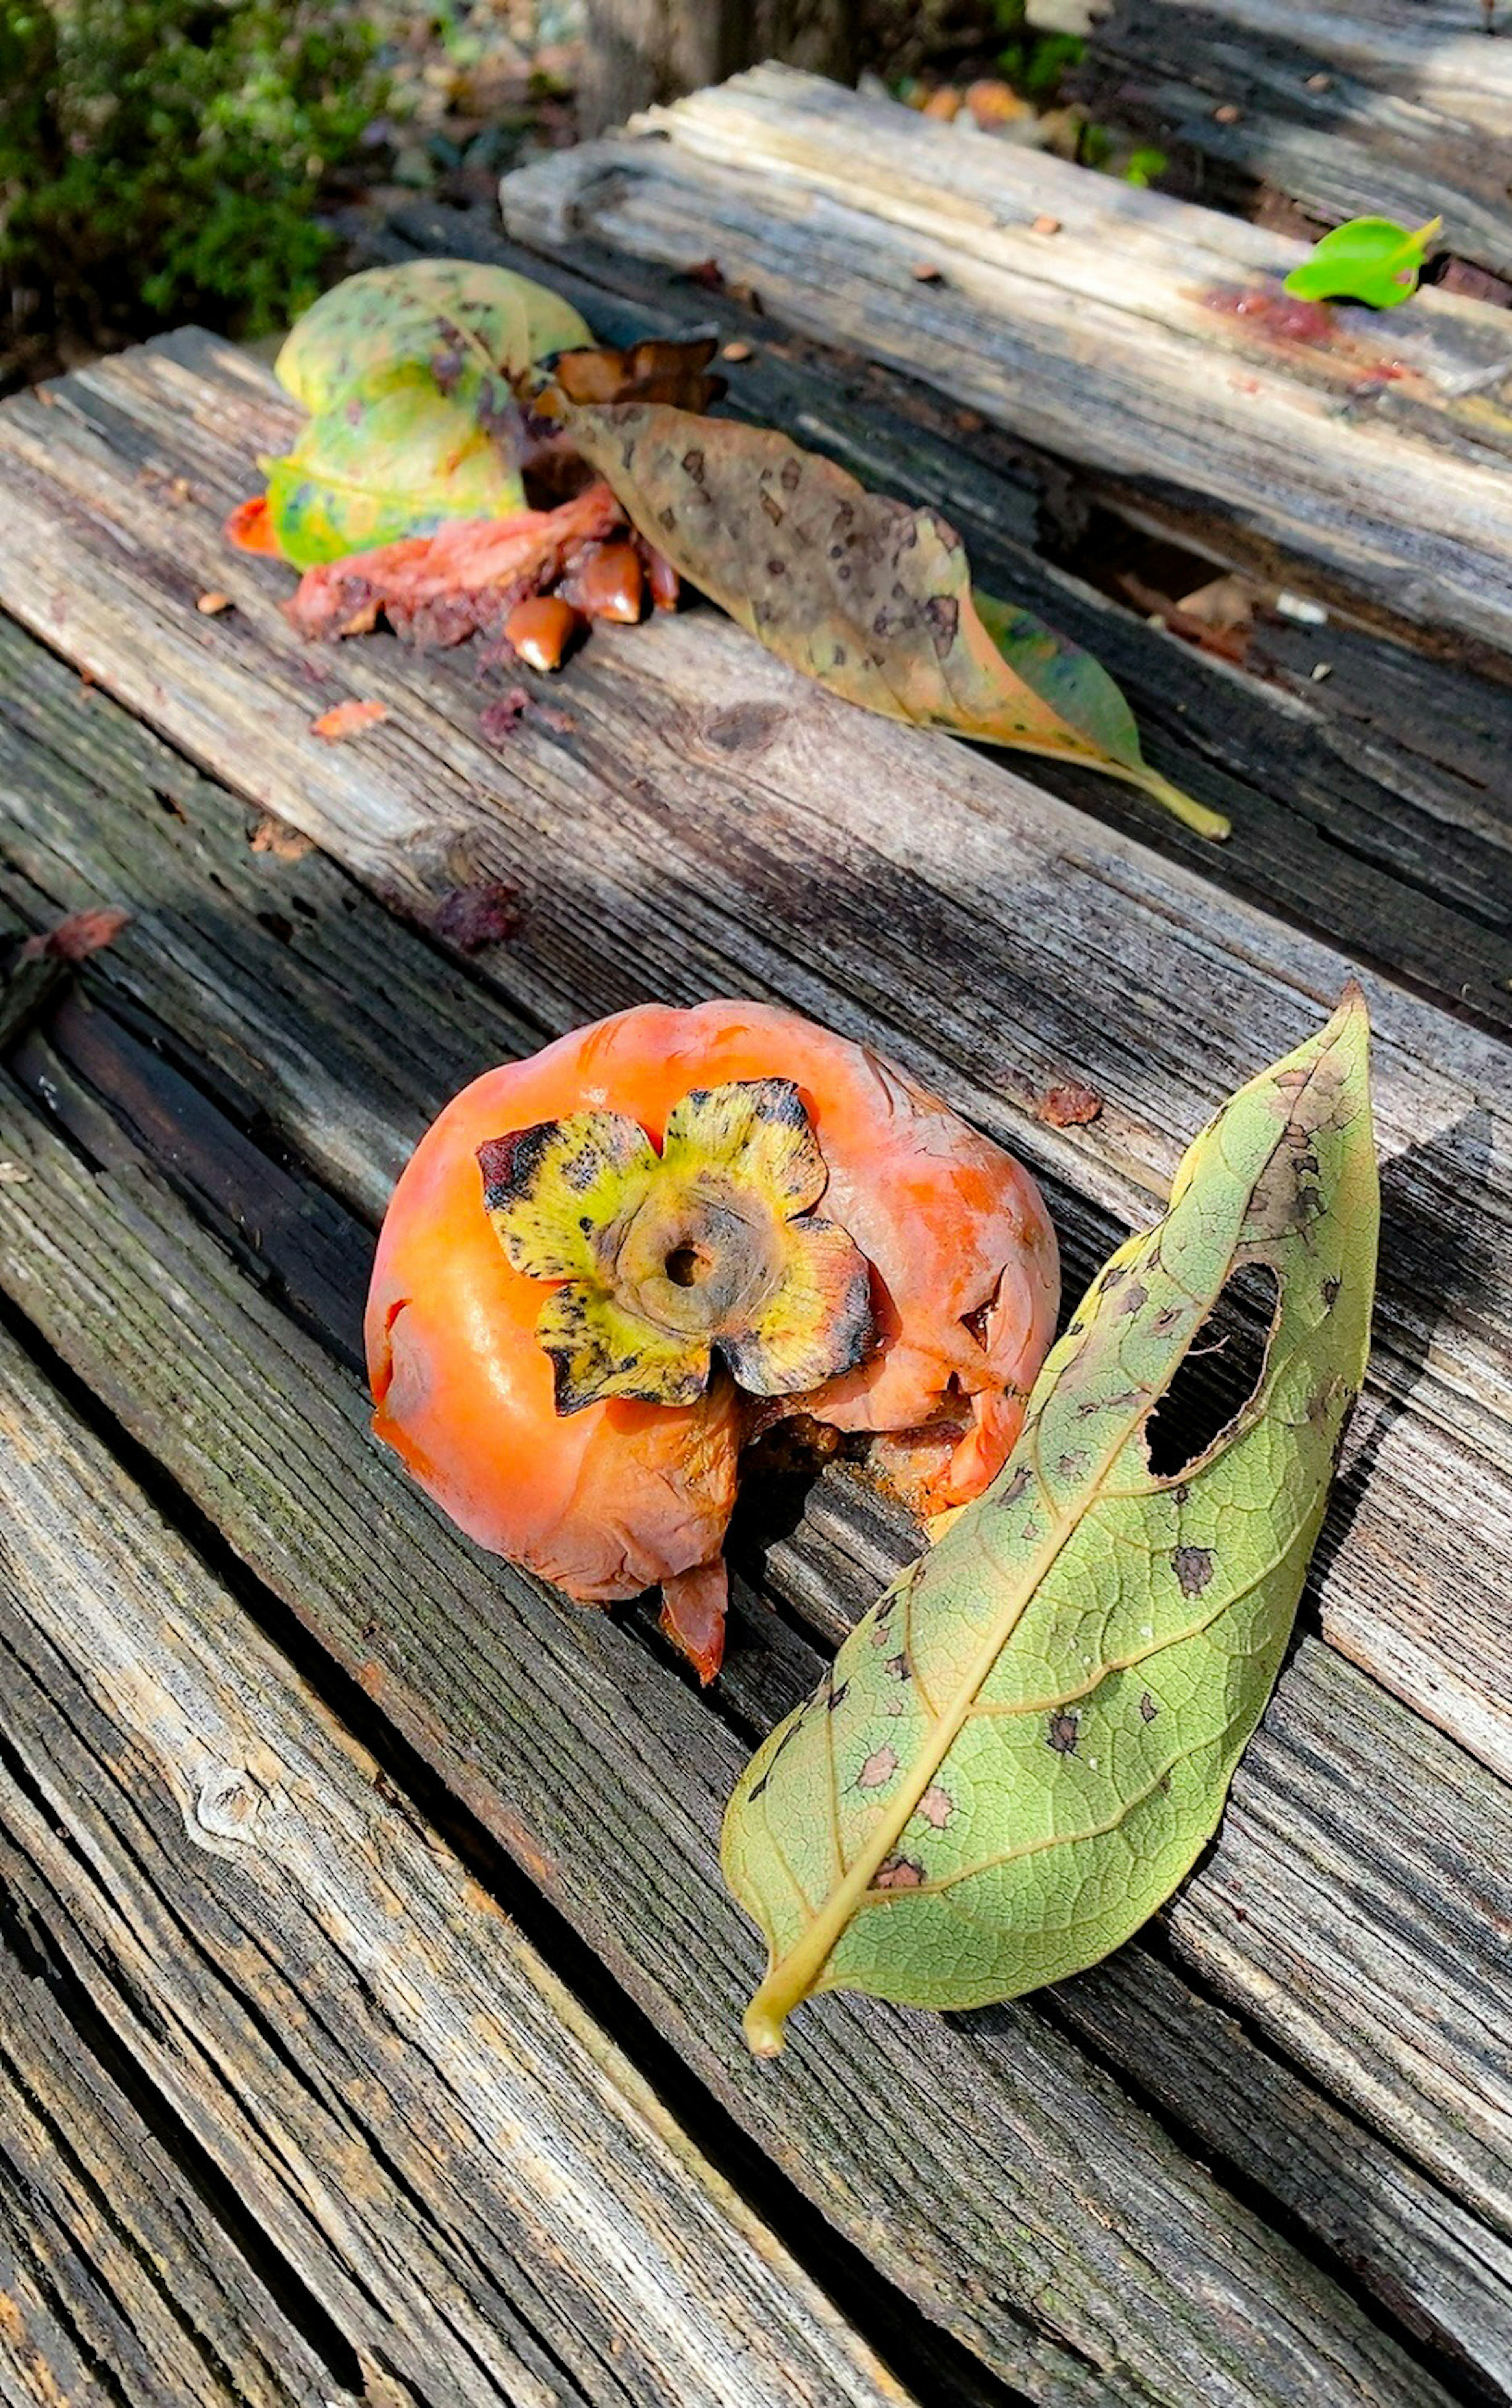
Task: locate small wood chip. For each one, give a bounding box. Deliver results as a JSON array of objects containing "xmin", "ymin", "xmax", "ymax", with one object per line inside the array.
[
  {"xmin": 196, "ymin": 590, "xmax": 232, "ymax": 616},
  {"xmin": 721, "ymin": 340, "xmax": 754, "ymax": 362},
  {"xmin": 0, "ymin": 1162, "xmax": 32, "ymax": 1185},
  {"xmin": 1213, "ymin": 102, "xmax": 1241, "ymax": 123},
  {"xmin": 250, "ymin": 814, "xmax": 315, "ymax": 860},
  {"xmin": 1038, "ymin": 1082, "xmax": 1103, "ymax": 1128},
  {"xmin": 1031, "ymin": 215, "xmax": 1062, "ymax": 237},
  {"xmin": 1304, "ymin": 71, "xmax": 1332, "ymax": 91},
  {"xmin": 912, "ymin": 262, "xmax": 945, "ymax": 283},
  {"xmin": 1310, "ymin": 662, "xmax": 1334, "ymax": 681},
  {"xmin": 311, "ymin": 698, "xmax": 389, "ymax": 742}
]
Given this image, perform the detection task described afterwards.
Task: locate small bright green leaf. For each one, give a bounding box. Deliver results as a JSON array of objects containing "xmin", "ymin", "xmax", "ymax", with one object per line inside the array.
[
  {"xmin": 262, "ymin": 260, "xmax": 593, "ymax": 569},
  {"xmin": 1282, "ymin": 214, "xmax": 1442, "ymax": 309},
  {"xmin": 550, "ymin": 398, "xmax": 1229, "ymax": 839},
  {"xmin": 724, "ymin": 987, "xmax": 1378, "ymax": 2054}
]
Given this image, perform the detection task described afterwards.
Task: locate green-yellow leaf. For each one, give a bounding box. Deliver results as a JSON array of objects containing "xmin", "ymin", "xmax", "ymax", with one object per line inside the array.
[
  {"xmin": 550, "ymin": 399, "xmax": 1229, "ymax": 840},
  {"xmin": 1282, "ymin": 214, "xmax": 1442, "ymax": 310},
  {"xmin": 263, "ymin": 261, "xmax": 593, "ymax": 569},
  {"xmin": 723, "ymin": 987, "xmax": 1378, "ymax": 2054}
]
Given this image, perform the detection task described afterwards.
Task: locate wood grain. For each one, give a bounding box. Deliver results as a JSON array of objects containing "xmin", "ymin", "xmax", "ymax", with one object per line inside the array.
[
  {"xmin": 1069, "ymin": 0, "xmax": 1512, "ymax": 280},
  {"xmin": 0, "ymin": 335, "xmax": 1508, "ymax": 1793},
  {"xmin": 0, "ymin": 1315, "xmax": 921, "ymax": 2408},
  {"xmin": 500, "ymin": 67, "xmax": 1512, "ymax": 651},
  {"xmin": 0, "ymin": 1002, "xmax": 1504, "ymax": 2405}
]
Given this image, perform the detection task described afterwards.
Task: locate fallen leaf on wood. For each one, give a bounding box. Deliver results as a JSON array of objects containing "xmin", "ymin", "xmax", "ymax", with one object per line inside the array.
[
  {"xmin": 311, "ymin": 699, "xmax": 389, "ymax": 741},
  {"xmin": 249, "ymin": 814, "xmax": 315, "ymax": 860},
  {"xmin": 261, "ymin": 260, "xmax": 594, "ymax": 569},
  {"xmin": 286, "ymin": 484, "xmax": 622, "ymax": 646},
  {"xmin": 1284, "ymin": 214, "xmax": 1440, "ymax": 309},
  {"xmin": 1036, "ymin": 1081, "xmax": 1102, "ymax": 1127},
  {"xmin": 21, "ymin": 905, "xmax": 131, "ymax": 963},
  {"xmin": 725, "ymin": 986, "xmax": 1377, "ymax": 2051},
  {"xmin": 550, "ymin": 398, "xmax": 1228, "ymax": 838}
]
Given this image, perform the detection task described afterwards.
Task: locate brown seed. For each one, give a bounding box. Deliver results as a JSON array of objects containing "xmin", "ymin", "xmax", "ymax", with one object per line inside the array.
[
  {"xmin": 567, "ymin": 542, "xmax": 645, "ymax": 625},
  {"xmin": 503, "ymin": 593, "xmax": 581, "ymax": 672},
  {"xmin": 644, "ymin": 547, "xmax": 680, "ymax": 612},
  {"xmin": 196, "ymin": 590, "xmax": 232, "ymax": 615},
  {"xmin": 721, "ymin": 339, "xmax": 753, "ymax": 362},
  {"xmin": 1031, "ymin": 213, "xmax": 1062, "ymax": 236}
]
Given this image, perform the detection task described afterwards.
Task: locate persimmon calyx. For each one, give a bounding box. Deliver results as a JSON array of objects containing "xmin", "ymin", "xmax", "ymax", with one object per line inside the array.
[{"xmin": 478, "ymin": 1077, "xmax": 876, "ymax": 1414}]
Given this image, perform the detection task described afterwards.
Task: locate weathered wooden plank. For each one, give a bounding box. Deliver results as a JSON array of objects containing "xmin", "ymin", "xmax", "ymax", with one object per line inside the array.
[
  {"xmin": 0, "ymin": 332, "xmax": 1508, "ymax": 1793},
  {"xmin": 1068, "ymin": 0, "xmax": 1512, "ymax": 281},
  {"xmin": 0, "ymin": 1932, "xmax": 337, "ymax": 2408},
  {"xmin": 5, "ymin": 613, "xmax": 1511, "ymax": 2393},
  {"xmin": 1069, "ymin": 0, "xmax": 1512, "ymax": 142},
  {"xmin": 0, "ymin": 1016, "xmax": 1505, "ymax": 2406},
  {"xmin": 0, "ymin": 1316, "xmax": 927, "ymax": 2408},
  {"xmin": 346, "ymin": 198, "xmax": 1512, "ymax": 1039},
  {"xmin": 498, "ymin": 67, "xmax": 1512, "ymax": 651}
]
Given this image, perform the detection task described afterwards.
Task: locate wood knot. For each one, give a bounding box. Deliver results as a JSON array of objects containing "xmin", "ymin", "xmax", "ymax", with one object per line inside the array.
[
  {"xmin": 702, "ymin": 701, "xmax": 787, "ymax": 754},
  {"xmin": 191, "ymin": 1765, "xmax": 266, "ymax": 1844}
]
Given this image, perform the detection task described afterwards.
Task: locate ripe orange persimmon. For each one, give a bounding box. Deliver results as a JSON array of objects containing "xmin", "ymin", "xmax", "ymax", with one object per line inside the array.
[{"xmin": 366, "ymin": 1001, "xmax": 1059, "ymax": 1683}]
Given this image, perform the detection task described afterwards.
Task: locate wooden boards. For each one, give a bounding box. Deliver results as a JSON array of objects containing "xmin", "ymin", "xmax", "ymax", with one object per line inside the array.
[
  {"xmin": 3, "ymin": 327, "xmax": 1512, "ymax": 2399},
  {"xmin": 0, "ymin": 334, "xmax": 1508, "ymax": 1786},
  {"xmin": 1060, "ymin": 0, "xmax": 1512, "ymax": 282},
  {"xmin": 499, "ymin": 65, "xmax": 1512, "ymax": 651},
  {"xmin": 0, "ymin": 1314, "xmax": 917, "ymax": 2408}
]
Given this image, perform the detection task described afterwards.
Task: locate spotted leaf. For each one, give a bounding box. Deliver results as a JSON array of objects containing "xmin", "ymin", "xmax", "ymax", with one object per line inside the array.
[
  {"xmin": 547, "ymin": 397, "xmax": 1228, "ymax": 840},
  {"xmin": 261, "ymin": 260, "xmax": 593, "ymax": 570},
  {"xmin": 724, "ymin": 988, "xmax": 1377, "ymax": 2052}
]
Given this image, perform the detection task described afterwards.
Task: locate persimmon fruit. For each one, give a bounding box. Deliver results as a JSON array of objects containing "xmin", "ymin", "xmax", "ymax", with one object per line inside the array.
[{"xmin": 366, "ymin": 1001, "xmax": 1059, "ymax": 1683}]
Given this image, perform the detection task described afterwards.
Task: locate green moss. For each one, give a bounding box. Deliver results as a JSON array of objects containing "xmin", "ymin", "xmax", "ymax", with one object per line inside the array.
[{"xmin": 0, "ymin": 0, "xmax": 385, "ymax": 354}]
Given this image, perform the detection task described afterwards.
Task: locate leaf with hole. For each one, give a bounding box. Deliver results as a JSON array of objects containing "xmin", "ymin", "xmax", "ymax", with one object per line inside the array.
[
  {"xmin": 1282, "ymin": 214, "xmax": 1442, "ymax": 310},
  {"xmin": 724, "ymin": 987, "xmax": 1378, "ymax": 2052},
  {"xmin": 545, "ymin": 398, "xmax": 1229, "ymax": 839},
  {"xmin": 259, "ymin": 260, "xmax": 594, "ymax": 570}
]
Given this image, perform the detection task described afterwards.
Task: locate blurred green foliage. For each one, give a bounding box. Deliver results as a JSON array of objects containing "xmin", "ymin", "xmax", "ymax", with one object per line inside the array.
[{"xmin": 0, "ymin": 0, "xmax": 385, "ymax": 356}]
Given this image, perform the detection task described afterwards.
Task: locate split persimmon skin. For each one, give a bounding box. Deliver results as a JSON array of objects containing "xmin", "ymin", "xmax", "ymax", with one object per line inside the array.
[{"xmin": 366, "ymin": 1001, "xmax": 1060, "ymax": 1677}]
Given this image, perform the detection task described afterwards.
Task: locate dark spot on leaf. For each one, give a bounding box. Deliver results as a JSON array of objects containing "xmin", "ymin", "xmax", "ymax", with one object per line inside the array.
[
  {"xmin": 924, "ymin": 594, "xmax": 959, "ymax": 659},
  {"xmin": 1140, "ymin": 1691, "xmax": 1159, "ymax": 1722},
  {"xmin": 856, "ymin": 1745, "xmax": 899, "ymax": 1790},
  {"xmin": 681, "ymin": 448, "xmax": 705, "ymax": 482},
  {"xmin": 749, "ymin": 1773, "xmax": 769, "ymax": 1800},
  {"xmin": 1056, "ymin": 1451, "xmax": 1086, "ymax": 1479},
  {"xmin": 658, "ymin": 505, "xmax": 677, "ymax": 531},
  {"xmin": 826, "ymin": 1681, "xmax": 849, "ymax": 1712},
  {"xmin": 1101, "ymin": 1262, "xmax": 1127, "ymax": 1291},
  {"xmin": 760, "ymin": 491, "xmax": 784, "ymax": 525},
  {"xmin": 1120, "ymin": 1283, "xmax": 1149, "ymax": 1316},
  {"xmin": 917, "ymin": 1785, "xmax": 954, "ymax": 1829},
  {"xmin": 999, "ymin": 1464, "xmax": 1030, "ymax": 1505},
  {"xmin": 885, "ymin": 1652, "xmax": 909, "ymax": 1681},
  {"xmin": 1047, "ymin": 1711, "xmax": 1079, "ymax": 1754},
  {"xmin": 872, "ymin": 1855, "xmax": 925, "ymax": 1890},
  {"xmin": 1322, "ymin": 1275, "xmax": 1341, "ymax": 1308},
  {"xmin": 1172, "ymin": 1545, "xmax": 1215, "ymax": 1596},
  {"xmin": 780, "ymin": 456, "xmax": 802, "ymax": 492}
]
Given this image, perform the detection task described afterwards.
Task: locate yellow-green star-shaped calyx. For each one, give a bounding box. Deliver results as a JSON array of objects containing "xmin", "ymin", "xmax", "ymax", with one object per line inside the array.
[{"xmin": 477, "ymin": 1078, "xmax": 876, "ymax": 1414}]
